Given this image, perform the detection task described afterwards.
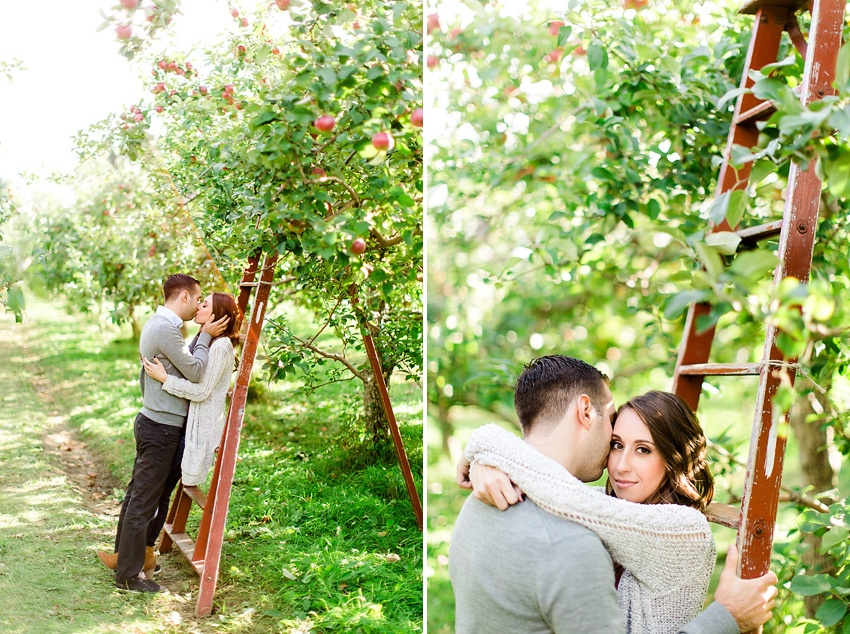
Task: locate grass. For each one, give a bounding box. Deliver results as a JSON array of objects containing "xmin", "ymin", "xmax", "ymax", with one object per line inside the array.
[
  {"xmin": 0, "ymin": 294, "xmax": 422, "ymax": 634},
  {"xmin": 426, "ymin": 382, "xmax": 849, "ymax": 634}
]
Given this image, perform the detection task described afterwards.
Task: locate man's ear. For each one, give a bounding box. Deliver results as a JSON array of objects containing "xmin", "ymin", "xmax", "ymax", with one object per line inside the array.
[{"xmin": 575, "ymin": 394, "xmax": 594, "ymax": 430}]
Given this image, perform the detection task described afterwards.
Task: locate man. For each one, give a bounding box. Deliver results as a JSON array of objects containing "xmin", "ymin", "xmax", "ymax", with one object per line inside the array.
[
  {"xmin": 110, "ymin": 274, "xmax": 229, "ymax": 593},
  {"xmin": 450, "ymin": 355, "xmax": 778, "ymax": 633}
]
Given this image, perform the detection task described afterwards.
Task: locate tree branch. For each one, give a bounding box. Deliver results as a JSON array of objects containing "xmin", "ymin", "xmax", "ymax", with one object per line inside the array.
[{"xmin": 291, "ymin": 334, "xmax": 367, "ymax": 381}]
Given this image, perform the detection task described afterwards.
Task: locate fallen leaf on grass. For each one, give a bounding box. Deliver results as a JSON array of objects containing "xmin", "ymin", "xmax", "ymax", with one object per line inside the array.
[{"xmin": 384, "ymin": 553, "xmax": 401, "ymax": 563}]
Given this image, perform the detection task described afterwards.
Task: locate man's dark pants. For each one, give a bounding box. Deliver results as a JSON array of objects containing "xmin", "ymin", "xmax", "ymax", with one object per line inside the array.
[{"xmin": 114, "ymin": 412, "xmax": 185, "ymax": 583}]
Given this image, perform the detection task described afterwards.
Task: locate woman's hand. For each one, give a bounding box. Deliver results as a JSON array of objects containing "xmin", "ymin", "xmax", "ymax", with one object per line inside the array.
[
  {"xmin": 142, "ymin": 356, "xmax": 168, "ymax": 384},
  {"xmin": 470, "ymin": 463, "xmax": 525, "ymax": 511}
]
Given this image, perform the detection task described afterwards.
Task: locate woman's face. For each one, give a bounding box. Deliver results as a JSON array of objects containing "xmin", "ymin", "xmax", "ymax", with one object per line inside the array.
[
  {"xmin": 607, "ymin": 408, "xmax": 666, "ymax": 504},
  {"xmin": 194, "ymin": 294, "xmax": 214, "ymax": 325}
]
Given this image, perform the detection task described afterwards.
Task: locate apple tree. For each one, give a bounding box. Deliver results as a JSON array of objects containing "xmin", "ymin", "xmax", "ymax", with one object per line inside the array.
[
  {"xmin": 84, "ymin": 0, "xmax": 424, "ymax": 449},
  {"xmin": 31, "ymin": 159, "xmax": 220, "ymax": 337}
]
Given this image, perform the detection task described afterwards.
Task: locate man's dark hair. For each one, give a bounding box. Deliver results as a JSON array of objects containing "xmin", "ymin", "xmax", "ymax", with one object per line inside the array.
[
  {"xmin": 514, "ymin": 355, "xmax": 609, "ymax": 434},
  {"xmin": 163, "ymin": 274, "xmax": 200, "ymax": 302}
]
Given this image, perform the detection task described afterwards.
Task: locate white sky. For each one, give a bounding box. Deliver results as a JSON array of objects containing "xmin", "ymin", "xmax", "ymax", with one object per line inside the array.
[{"xmin": 0, "ymin": 0, "xmax": 233, "ymax": 185}]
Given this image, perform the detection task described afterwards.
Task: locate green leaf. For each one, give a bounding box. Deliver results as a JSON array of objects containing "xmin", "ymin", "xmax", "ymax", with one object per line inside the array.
[
  {"xmin": 663, "ymin": 290, "xmax": 709, "ymax": 320},
  {"xmin": 835, "ymin": 42, "xmax": 850, "ymax": 92},
  {"xmin": 252, "ymin": 109, "xmax": 277, "ymax": 127},
  {"xmin": 725, "ymin": 189, "xmax": 748, "ymax": 229},
  {"xmin": 694, "ymin": 242, "xmax": 724, "ymax": 282},
  {"xmin": 826, "ymin": 152, "xmax": 850, "ymax": 198},
  {"xmin": 729, "ymin": 249, "xmax": 777, "ymax": 280},
  {"xmin": 820, "ymin": 526, "xmax": 849, "ymax": 553},
  {"xmin": 816, "ymin": 598, "xmax": 847, "ymax": 627},
  {"xmin": 587, "ymin": 42, "xmax": 607, "ymax": 71},
  {"xmin": 705, "ymin": 231, "xmax": 740, "ymax": 256},
  {"xmin": 789, "ymin": 574, "xmax": 832, "ymax": 596},
  {"xmin": 708, "ymin": 191, "xmax": 730, "ymax": 227}
]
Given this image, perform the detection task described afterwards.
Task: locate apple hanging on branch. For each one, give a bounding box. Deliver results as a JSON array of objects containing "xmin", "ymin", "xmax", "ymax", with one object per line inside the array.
[
  {"xmin": 350, "ymin": 238, "xmax": 367, "ymax": 255},
  {"xmin": 314, "ymin": 115, "xmax": 336, "ymax": 133},
  {"xmin": 411, "ymin": 108, "xmax": 424, "ymax": 128},
  {"xmin": 372, "ymin": 132, "xmax": 394, "ymax": 151},
  {"xmin": 116, "ymin": 24, "xmax": 133, "ymax": 40}
]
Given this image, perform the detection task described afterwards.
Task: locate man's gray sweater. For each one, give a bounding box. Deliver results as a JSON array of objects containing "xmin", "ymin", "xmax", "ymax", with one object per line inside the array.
[{"xmin": 138, "ymin": 314, "xmax": 212, "ymax": 427}]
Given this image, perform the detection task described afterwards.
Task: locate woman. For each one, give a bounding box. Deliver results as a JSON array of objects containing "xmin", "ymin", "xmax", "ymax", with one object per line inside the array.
[
  {"xmin": 98, "ymin": 292, "xmax": 241, "ymax": 579},
  {"xmin": 464, "ymin": 391, "xmax": 716, "ymax": 634},
  {"xmin": 142, "ymin": 292, "xmax": 242, "ymax": 487}
]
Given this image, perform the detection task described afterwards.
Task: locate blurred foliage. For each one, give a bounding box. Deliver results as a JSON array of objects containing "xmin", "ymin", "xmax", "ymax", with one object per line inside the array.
[{"xmin": 426, "ymin": 0, "xmax": 850, "ymax": 631}]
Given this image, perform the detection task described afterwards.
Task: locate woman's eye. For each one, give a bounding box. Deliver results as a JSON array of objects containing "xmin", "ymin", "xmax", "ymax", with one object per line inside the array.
[
  {"xmin": 610, "ymin": 441, "xmax": 623, "ymax": 450},
  {"xmin": 637, "ymin": 446, "xmax": 651, "ymax": 455}
]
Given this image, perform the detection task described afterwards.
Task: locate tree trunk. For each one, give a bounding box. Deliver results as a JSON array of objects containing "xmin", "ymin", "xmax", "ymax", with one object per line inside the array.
[
  {"xmin": 363, "ymin": 368, "xmax": 392, "ymax": 443},
  {"xmin": 789, "ymin": 379, "xmax": 836, "ymax": 618},
  {"xmin": 129, "ymin": 304, "xmax": 141, "ymax": 340}
]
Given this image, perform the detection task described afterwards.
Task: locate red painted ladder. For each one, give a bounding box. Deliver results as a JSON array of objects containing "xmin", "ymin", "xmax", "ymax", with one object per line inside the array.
[
  {"xmin": 159, "ymin": 251, "xmax": 276, "ymax": 616},
  {"xmin": 672, "ymin": 0, "xmax": 846, "ymax": 582}
]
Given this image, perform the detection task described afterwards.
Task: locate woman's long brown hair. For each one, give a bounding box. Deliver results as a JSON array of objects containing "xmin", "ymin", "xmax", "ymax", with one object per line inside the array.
[
  {"xmin": 210, "ymin": 292, "xmax": 243, "ymax": 350},
  {"xmin": 606, "ymin": 391, "xmax": 714, "ymax": 512}
]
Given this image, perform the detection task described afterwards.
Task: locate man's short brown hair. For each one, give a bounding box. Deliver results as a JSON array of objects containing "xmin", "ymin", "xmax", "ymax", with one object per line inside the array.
[
  {"xmin": 514, "ymin": 355, "xmax": 609, "ymax": 434},
  {"xmin": 163, "ymin": 274, "xmax": 200, "ymax": 302}
]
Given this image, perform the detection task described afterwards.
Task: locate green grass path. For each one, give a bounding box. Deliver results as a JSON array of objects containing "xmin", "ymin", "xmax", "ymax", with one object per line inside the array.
[{"xmin": 0, "ymin": 305, "xmax": 190, "ymax": 634}]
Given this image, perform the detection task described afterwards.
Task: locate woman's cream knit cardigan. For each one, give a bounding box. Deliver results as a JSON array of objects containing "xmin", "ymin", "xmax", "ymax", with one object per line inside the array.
[
  {"xmin": 465, "ymin": 424, "xmax": 717, "ymax": 634},
  {"xmin": 162, "ymin": 338, "xmax": 234, "ymax": 486}
]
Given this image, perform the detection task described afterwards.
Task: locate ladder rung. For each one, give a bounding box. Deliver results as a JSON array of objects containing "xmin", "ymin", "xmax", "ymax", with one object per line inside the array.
[
  {"xmin": 736, "ymin": 220, "xmax": 783, "ymax": 245},
  {"xmin": 183, "ymin": 485, "xmax": 209, "ymax": 509},
  {"xmin": 734, "ymin": 99, "xmax": 776, "ymax": 125},
  {"xmin": 163, "ymin": 525, "xmax": 205, "ymax": 574},
  {"xmin": 706, "ymin": 502, "xmax": 741, "ymax": 529},
  {"xmin": 678, "ymin": 363, "xmax": 762, "ymax": 376},
  {"xmin": 239, "ymin": 281, "xmax": 259, "ymax": 288},
  {"xmin": 739, "ymin": 0, "xmax": 807, "ymax": 15}
]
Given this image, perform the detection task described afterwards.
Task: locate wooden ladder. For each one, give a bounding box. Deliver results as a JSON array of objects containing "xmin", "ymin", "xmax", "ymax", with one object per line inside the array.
[
  {"xmin": 672, "ymin": 0, "xmax": 846, "ymax": 580},
  {"xmin": 159, "ymin": 251, "xmax": 277, "ymax": 616}
]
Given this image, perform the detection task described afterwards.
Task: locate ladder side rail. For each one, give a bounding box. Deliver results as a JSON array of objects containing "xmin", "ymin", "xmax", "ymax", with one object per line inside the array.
[
  {"xmin": 672, "ymin": 7, "xmax": 788, "ymax": 411},
  {"xmin": 362, "ymin": 333, "xmax": 424, "ymax": 531},
  {"xmin": 195, "ymin": 252, "xmax": 278, "ymax": 617},
  {"xmin": 737, "ymin": 0, "xmax": 846, "ymax": 579},
  {"xmin": 236, "ymin": 251, "xmax": 262, "ymax": 318}
]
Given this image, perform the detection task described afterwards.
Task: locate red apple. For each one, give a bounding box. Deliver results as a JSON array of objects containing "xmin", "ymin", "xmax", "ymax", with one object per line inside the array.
[
  {"xmin": 241, "ymin": 17, "xmax": 249, "ymax": 27},
  {"xmin": 312, "ymin": 167, "xmax": 327, "ymax": 178},
  {"xmin": 450, "ymin": 27, "xmax": 462, "ymax": 39},
  {"xmin": 314, "ymin": 115, "xmax": 336, "ymax": 132},
  {"xmin": 411, "ymin": 107, "xmax": 423, "ymax": 127},
  {"xmin": 271, "ymin": 47, "xmax": 281, "ymax": 55},
  {"xmin": 426, "ymin": 55, "xmax": 438, "ymax": 69},
  {"xmin": 237, "ymin": 45, "xmax": 247, "ymax": 54},
  {"xmin": 276, "ymin": 0, "xmax": 291, "ymax": 9},
  {"xmin": 224, "ymin": 84, "xmax": 235, "ymax": 93},
  {"xmin": 158, "ymin": 60, "xmax": 167, "ymax": 70},
  {"xmin": 176, "ymin": 67, "xmax": 185, "ymax": 75},
  {"xmin": 350, "ymin": 238, "xmax": 366, "ymax": 254},
  {"xmin": 167, "ymin": 61, "xmax": 178, "ymax": 71},
  {"xmin": 199, "ymin": 85, "xmax": 208, "ymax": 94},
  {"xmin": 122, "ymin": 0, "xmax": 139, "ymax": 8},
  {"xmin": 545, "ymin": 48, "xmax": 563, "ymax": 63},
  {"xmin": 134, "ymin": 113, "xmax": 144, "ymax": 122},
  {"xmin": 427, "ymin": 13, "xmax": 440, "ymax": 34},
  {"xmin": 548, "ymin": 20, "xmax": 565, "ymax": 37},
  {"xmin": 372, "ymin": 132, "xmax": 394, "ymax": 151},
  {"xmin": 154, "ymin": 81, "xmax": 166, "ymax": 92},
  {"xmin": 353, "ymin": 21, "xmax": 361, "ymax": 29},
  {"xmin": 155, "ymin": 105, "xmax": 164, "ymax": 113},
  {"xmin": 231, "ymin": 8, "xmax": 239, "ymax": 17},
  {"xmin": 572, "ymin": 42, "xmax": 586, "ymax": 56},
  {"xmin": 116, "ymin": 24, "xmax": 133, "ymax": 39},
  {"xmin": 186, "ymin": 62, "xmax": 193, "ymax": 71}
]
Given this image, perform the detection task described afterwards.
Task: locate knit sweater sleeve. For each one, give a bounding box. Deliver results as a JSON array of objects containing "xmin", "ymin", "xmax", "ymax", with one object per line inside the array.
[
  {"xmin": 161, "ymin": 339, "xmax": 232, "ymax": 402},
  {"xmin": 465, "ymin": 424, "xmax": 715, "ymax": 594}
]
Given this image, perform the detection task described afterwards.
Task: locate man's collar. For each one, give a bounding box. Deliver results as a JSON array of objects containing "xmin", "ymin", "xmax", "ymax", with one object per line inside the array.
[{"xmin": 156, "ymin": 305, "xmax": 185, "ymax": 328}]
